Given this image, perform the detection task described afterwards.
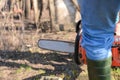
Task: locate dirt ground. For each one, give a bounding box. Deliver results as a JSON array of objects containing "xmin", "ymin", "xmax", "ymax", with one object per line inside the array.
[{"xmin": 0, "ymin": 29, "xmax": 88, "ymax": 80}]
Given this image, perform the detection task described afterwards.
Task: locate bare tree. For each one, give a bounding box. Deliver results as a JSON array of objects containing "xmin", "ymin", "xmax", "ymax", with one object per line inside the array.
[{"xmin": 25, "ymin": 0, "xmax": 31, "ymax": 19}]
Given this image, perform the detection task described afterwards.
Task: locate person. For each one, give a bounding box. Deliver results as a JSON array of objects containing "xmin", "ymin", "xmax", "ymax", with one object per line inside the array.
[{"xmin": 77, "ymin": 0, "xmax": 120, "ymax": 80}]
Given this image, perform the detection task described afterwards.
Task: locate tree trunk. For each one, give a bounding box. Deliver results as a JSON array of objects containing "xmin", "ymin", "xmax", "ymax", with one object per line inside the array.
[
  {"xmin": 25, "ymin": 0, "xmax": 31, "ymax": 19},
  {"xmin": 32, "ymin": 0, "xmax": 39, "ymax": 24},
  {"xmin": 55, "ymin": 0, "xmax": 76, "ymax": 31},
  {"xmin": 49, "ymin": 0, "xmax": 58, "ymax": 31}
]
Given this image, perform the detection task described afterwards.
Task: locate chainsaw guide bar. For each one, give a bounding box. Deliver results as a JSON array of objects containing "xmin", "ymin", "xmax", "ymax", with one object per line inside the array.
[{"xmin": 38, "ymin": 39, "xmax": 75, "ymax": 53}]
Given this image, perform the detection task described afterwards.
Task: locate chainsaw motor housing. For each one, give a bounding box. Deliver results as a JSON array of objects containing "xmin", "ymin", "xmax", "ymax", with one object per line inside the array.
[
  {"xmin": 78, "ymin": 36, "xmax": 120, "ymax": 66},
  {"xmin": 111, "ymin": 36, "xmax": 120, "ymax": 67}
]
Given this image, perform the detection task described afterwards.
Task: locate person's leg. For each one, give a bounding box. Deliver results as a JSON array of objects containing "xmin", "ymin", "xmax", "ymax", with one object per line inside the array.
[{"xmin": 87, "ymin": 57, "xmax": 112, "ymax": 80}]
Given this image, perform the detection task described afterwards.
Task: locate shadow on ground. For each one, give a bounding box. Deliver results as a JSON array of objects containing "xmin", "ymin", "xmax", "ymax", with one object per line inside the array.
[{"xmin": 0, "ymin": 50, "xmax": 84, "ymax": 80}]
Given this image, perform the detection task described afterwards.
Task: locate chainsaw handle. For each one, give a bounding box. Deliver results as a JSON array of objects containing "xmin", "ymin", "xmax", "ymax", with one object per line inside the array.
[
  {"xmin": 76, "ymin": 20, "xmax": 81, "ymax": 33},
  {"xmin": 112, "ymin": 44, "xmax": 120, "ymax": 48}
]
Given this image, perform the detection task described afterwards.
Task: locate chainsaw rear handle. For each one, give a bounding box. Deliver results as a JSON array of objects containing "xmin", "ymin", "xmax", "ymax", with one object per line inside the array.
[{"xmin": 74, "ymin": 20, "xmax": 83, "ymax": 65}]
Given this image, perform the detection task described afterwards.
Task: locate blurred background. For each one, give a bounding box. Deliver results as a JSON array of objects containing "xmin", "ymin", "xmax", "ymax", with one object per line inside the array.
[{"xmin": 0, "ymin": 0, "xmax": 119, "ymax": 80}]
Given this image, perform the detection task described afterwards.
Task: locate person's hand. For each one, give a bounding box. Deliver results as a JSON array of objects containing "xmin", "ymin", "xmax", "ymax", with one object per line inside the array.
[{"xmin": 115, "ymin": 21, "xmax": 120, "ymax": 36}]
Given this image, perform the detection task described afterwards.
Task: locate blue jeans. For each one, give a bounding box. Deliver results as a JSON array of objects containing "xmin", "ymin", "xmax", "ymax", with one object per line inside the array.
[{"xmin": 77, "ymin": 0, "xmax": 120, "ymax": 60}]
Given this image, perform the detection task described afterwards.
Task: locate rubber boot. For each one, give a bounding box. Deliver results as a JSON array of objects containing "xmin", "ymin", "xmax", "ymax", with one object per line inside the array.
[{"xmin": 87, "ymin": 57, "xmax": 112, "ymax": 80}]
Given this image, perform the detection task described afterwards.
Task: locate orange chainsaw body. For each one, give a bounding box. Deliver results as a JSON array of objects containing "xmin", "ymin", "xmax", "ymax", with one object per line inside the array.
[{"xmin": 79, "ymin": 36, "xmax": 120, "ymax": 67}]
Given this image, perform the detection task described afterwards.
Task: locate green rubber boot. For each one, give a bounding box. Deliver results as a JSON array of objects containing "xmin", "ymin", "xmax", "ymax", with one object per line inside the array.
[{"xmin": 87, "ymin": 57, "xmax": 112, "ymax": 80}]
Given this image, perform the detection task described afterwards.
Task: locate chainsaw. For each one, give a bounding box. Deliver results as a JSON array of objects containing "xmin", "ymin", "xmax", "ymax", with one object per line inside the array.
[{"xmin": 38, "ymin": 20, "xmax": 120, "ymax": 67}]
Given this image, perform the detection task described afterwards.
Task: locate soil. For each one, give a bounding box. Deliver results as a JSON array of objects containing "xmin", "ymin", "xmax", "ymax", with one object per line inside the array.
[{"xmin": 0, "ymin": 30, "xmax": 88, "ymax": 80}]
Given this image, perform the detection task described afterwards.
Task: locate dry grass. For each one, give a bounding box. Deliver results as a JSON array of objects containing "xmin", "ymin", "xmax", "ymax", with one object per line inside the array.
[
  {"xmin": 0, "ymin": 28, "xmax": 24, "ymax": 51},
  {"xmin": 0, "ymin": 24, "xmax": 119, "ymax": 80}
]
